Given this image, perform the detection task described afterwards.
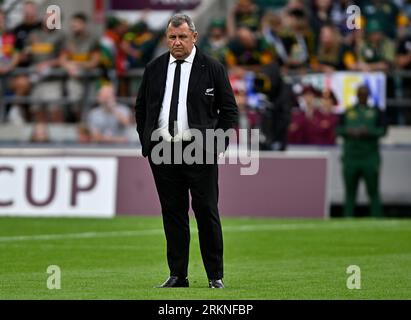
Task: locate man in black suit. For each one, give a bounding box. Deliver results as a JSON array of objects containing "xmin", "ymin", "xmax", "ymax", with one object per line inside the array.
[{"xmin": 135, "ymin": 14, "xmax": 238, "ymax": 289}]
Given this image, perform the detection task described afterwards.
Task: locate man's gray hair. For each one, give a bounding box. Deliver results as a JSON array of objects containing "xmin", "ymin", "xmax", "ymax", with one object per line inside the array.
[{"xmin": 167, "ymin": 13, "xmax": 196, "ymax": 33}]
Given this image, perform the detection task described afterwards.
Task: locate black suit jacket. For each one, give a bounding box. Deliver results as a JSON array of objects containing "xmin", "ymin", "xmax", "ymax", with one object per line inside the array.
[{"xmin": 135, "ymin": 47, "xmax": 239, "ymax": 157}]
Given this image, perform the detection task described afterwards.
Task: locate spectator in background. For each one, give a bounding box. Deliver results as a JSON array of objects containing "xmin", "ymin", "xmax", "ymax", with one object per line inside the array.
[
  {"xmin": 287, "ymin": 104, "xmax": 306, "ymax": 145},
  {"xmin": 312, "ymin": 24, "xmax": 356, "ymax": 72},
  {"xmin": 121, "ymin": 21, "xmax": 157, "ymax": 69},
  {"xmin": 329, "ymin": 0, "xmax": 357, "ymax": 38},
  {"xmin": 1, "ymin": 8, "xmax": 23, "ymax": 123},
  {"xmin": 30, "ymin": 121, "xmax": 50, "ymax": 143},
  {"xmin": 6, "ymin": 74, "xmax": 31, "ymax": 124},
  {"xmin": 360, "ymin": 0, "xmax": 400, "ymax": 40},
  {"xmin": 260, "ymin": 61, "xmax": 292, "ymax": 150},
  {"xmin": 281, "ymin": 8, "xmax": 315, "ymax": 72},
  {"xmin": 7, "ymin": 1, "xmax": 40, "ymax": 123},
  {"xmin": 306, "ymin": 88, "xmax": 339, "ymax": 145},
  {"xmin": 234, "ymin": 87, "xmax": 251, "ymax": 144},
  {"xmin": 226, "ymin": 27, "xmax": 275, "ymax": 73},
  {"xmin": 236, "ymin": 87, "xmax": 262, "ymax": 150},
  {"xmin": 87, "ymin": 84, "xmax": 131, "ymax": 144},
  {"xmin": 76, "ymin": 123, "xmax": 92, "ymax": 143},
  {"xmin": 0, "ymin": 9, "xmax": 19, "ymax": 75},
  {"xmin": 396, "ymin": 19, "xmax": 411, "ymax": 75},
  {"xmin": 336, "ymin": 85, "xmax": 386, "ymax": 217},
  {"xmin": 284, "ymin": 0, "xmax": 306, "ymax": 12},
  {"xmin": 397, "ymin": 2, "xmax": 411, "ymax": 40},
  {"xmin": 226, "ymin": 0, "xmax": 262, "ymax": 38},
  {"xmin": 100, "ymin": 16, "xmax": 129, "ymax": 97},
  {"xmin": 299, "ymin": 84, "xmax": 320, "ymax": 113},
  {"xmin": 120, "ymin": 21, "xmax": 157, "ymax": 96},
  {"xmin": 100, "ymin": 16, "xmax": 128, "ymax": 76},
  {"xmin": 261, "ymin": 10, "xmax": 293, "ymax": 68},
  {"xmin": 26, "ymin": 11, "xmax": 65, "ymax": 122},
  {"xmin": 13, "ymin": 0, "xmax": 42, "ymax": 67},
  {"xmin": 60, "ymin": 13, "xmax": 101, "ymax": 121},
  {"xmin": 287, "ymin": 85, "xmax": 320, "ymax": 144},
  {"xmin": 327, "ymin": 0, "xmax": 361, "ymax": 61},
  {"xmin": 356, "ymin": 19, "xmax": 395, "ymax": 72},
  {"xmin": 302, "ymin": 85, "xmax": 329, "ymax": 145},
  {"xmin": 309, "ymin": 0, "xmax": 334, "ymax": 44},
  {"xmin": 199, "ymin": 19, "xmax": 229, "ymax": 65}
]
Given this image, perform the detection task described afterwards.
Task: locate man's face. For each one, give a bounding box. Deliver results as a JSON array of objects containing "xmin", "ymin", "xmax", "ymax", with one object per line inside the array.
[
  {"xmin": 320, "ymin": 27, "xmax": 334, "ymax": 46},
  {"xmin": 116, "ymin": 21, "xmax": 129, "ymax": 36},
  {"xmin": 269, "ymin": 15, "xmax": 282, "ymax": 33},
  {"xmin": 23, "ymin": 3, "xmax": 38, "ymax": 23},
  {"xmin": 357, "ymin": 87, "xmax": 369, "ymax": 105},
  {"xmin": 237, "ymin": 28, "xmax": 256, "ymax": 49},
  {"xmin": 166, "ymin": 22, "xmax": 198, "ymax": 59},
  {"xmin": 303, "ymin": 92, "xmax": 316, "ymax": 106},
  {"xmin": 98, "ymin": 86, "xmax": 115, "ymax": 108},
  {"xmin": 237, "ymin": 0, "xmax": 254, "ymax": 13},
  {"xmin": 32, "ymin": 124, "xmax": 49, "ymax": 142},
  {"xmin": 369, "ymin": 31, "xmax": 383, "ymax": 44},
  {"xmin": 321, "ymin": 90, "xmax": 335, "ymax": 111},
  {"xmin": 315, "ymin": 0, "xmax": 332, "ymax": 10},
  {"xmin": 210, "ymin": 27, "xmax": 224, "ymax": 41},
  {"xmin": 71, "ymin": 18, "xmax": 86, "ymax": 35}
]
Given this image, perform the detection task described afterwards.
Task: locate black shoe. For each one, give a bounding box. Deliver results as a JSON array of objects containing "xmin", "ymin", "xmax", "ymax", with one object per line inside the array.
[
  {"xmin": 156, "ymin": 276, "xmax": 189, "ymax": 288},
  {"xmin": 209, "ymin": 279, "xmax": 224, "ymax": 289}
]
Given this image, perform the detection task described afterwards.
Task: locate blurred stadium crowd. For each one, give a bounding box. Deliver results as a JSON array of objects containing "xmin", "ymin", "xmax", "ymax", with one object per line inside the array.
[{"xmin": 1, "ymin": 0, "xmax": 411, "ymax": 147}]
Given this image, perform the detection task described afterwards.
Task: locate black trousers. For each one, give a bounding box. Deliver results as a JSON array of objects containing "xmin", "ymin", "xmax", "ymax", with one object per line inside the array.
[{"xmin": 148, "ymin": 141, "xmax": 223, "ymax": 280}]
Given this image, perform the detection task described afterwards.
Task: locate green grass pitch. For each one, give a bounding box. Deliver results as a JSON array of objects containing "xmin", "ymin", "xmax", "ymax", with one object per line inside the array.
[{"xmin": 0, "ymin": 216, "xmax": 410, "ymax": 300}]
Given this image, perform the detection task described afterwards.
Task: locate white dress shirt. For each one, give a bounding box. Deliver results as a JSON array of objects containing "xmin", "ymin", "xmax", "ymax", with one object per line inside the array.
[{"xmin": 156, "ymin": 46, "xmax": 196, "ymax": 142}]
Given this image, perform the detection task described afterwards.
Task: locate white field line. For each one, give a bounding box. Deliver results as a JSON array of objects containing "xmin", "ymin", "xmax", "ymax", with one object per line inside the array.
[{"xmin": 0, "ymin": 220, "xmax": 408, "ymax": 243}]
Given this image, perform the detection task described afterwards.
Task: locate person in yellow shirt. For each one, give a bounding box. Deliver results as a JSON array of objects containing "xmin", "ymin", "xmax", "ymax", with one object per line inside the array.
[
  {"xmin": 60, "ymin": 13, "xmax": 101, "ymax": 122},
  {"xmin": 26, "ymin": 11, "xmax": 65, "ymax": 122}
]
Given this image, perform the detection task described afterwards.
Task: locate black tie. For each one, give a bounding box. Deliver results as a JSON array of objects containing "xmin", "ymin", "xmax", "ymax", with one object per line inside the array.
[{"xmin": 168, "ymin": 59, "xmax": 184, "ymax": 137}]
